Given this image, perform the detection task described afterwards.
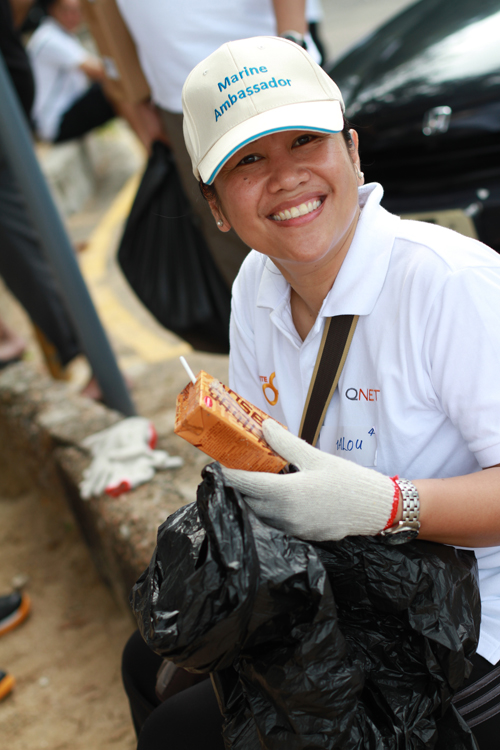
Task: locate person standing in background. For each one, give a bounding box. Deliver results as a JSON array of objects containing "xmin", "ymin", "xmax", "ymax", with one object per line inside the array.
[
  {"xmin": 116, "ymin": 0, "xmax": 316, "ymax": 290},
  {"xmin": 27, "ymin": 0, "xmax": 163, "ymax": 151},
  {"xmin": 0, "ymin": 0, "xmax": 101, "ymax": 393}
]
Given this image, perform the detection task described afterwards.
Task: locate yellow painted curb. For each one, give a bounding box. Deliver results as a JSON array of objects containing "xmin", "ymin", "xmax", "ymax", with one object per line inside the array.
[
  {"xmin": 92, "ymin": 286, "xmax": 190, "ymax": 363},
  {"xmin": 79, "ymin": 172, "xmax": 191, "ymax": 364},
  {"xmin": 80, "ymin": 172, "xmax": 140, "ymax": 283}
]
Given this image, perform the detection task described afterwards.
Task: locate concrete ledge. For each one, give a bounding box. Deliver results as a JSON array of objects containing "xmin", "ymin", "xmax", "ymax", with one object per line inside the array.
[
  {"xmin": 0, "ymin": 355, "xmax": 228, "ymax": 612},
  {"xmin": 35, "ymin": 122, "xmax": 145, "ymax": 218},
  {"xmin": 36, "ymin": 140, "xmax": 96, "ymax": 218}
]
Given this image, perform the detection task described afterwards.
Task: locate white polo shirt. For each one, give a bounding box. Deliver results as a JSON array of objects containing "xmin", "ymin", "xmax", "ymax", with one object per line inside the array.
[{"xmin": 229, "ymin": 182, "xmax": 500, "ymax": 664}]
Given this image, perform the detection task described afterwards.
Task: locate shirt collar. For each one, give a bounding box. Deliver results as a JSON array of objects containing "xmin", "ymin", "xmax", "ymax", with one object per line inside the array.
[{"xmin": 256, "ymin": 183, "xmax": 399, "ymax": 319}]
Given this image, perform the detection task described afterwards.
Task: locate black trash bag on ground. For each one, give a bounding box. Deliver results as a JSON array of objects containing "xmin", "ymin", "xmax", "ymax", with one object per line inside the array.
[
  {"xmin": 131, "ymin": 463, "xmax": 480, "ymax": 749},
  {"xmin": 117, "ymin": 141, "xmax": 231, "ymax": 353}
]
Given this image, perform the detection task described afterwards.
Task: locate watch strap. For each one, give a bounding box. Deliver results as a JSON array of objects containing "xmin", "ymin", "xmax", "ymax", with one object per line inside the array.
[
  {"xmin": 379, "ymin": 478, "xmax": 420, "ymax": 543},
  {"xmin": 396, "ymin": 478, "xmax": 420, "ymax": 527}
]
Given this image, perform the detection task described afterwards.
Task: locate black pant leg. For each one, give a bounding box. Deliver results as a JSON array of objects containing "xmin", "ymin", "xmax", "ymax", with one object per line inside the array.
[
  {"xmin": 121, "ymin": 629, "xmax": 164, "ymax": 739},
  {"xmin": 0, "ymin": 155, "xmax": 81, "ymax": 366},
  {"xmin": 122, "ymin": 629, "xmax": 224, "ymax": 750},
  {"xmin": 54, "ymin": 83, "xmax": 116, "ymax": 143},
  {"xmin": 137, "ymin": 676, "xmax": 224, "ymax": 750}
]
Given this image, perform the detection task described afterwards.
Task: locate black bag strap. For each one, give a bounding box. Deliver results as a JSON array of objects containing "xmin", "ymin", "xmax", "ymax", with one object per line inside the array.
[{"xmin": 299, "ymin": 315, "xmax": 359, "ymax": 446}]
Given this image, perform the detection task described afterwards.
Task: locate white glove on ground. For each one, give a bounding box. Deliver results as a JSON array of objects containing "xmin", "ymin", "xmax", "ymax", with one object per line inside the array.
[
  {"xmin": 80, "ymin": 417, "xmax": 183, "ymax": 498},
  {"xmin": 222, "ymin": 419, "xmax": 398, "ymax": 541}
]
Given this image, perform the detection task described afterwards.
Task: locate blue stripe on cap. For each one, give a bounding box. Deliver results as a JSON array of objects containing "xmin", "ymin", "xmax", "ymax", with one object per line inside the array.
[{"xmin": 205, "ymin": 125, "xmax": 342, "ymax": 185}]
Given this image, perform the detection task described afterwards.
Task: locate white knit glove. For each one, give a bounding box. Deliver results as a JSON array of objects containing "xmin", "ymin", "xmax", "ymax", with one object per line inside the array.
[
  {"xmin": 221, "ymin": 419, "xmax": 398, "ymax": 542},
  {"xmin": 80, "ymin": 417, "xmax": 183, "ymax": 498}
]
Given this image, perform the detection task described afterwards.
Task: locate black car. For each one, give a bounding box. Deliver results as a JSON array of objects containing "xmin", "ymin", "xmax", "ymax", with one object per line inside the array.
[{"xmin": 326, "ymin": 0, "xmax": 500, "ymax": 251}]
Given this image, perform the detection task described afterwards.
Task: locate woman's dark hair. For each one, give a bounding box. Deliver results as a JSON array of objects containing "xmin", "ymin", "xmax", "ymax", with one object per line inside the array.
[
  {"xmin": 199, "ymin": 118, "xmax": 355, "ymax": 205},
  {"xmin": 199, "ymin": 179, "xmax": 219, "ymax": 207}
]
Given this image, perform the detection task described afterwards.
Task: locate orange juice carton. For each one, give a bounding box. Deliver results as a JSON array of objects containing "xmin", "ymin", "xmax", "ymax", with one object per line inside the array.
[{"xmin": 174, "ymin": 371, "xmax": 287, "ymax": 472}]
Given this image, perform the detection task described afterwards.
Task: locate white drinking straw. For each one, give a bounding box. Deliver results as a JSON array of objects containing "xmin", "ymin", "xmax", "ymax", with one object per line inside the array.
[{"xmin": 180, "ymin": 356, "xmax": 197, "ymax": 385}]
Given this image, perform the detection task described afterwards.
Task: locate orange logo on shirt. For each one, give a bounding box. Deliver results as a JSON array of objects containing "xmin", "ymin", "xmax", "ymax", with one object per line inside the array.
[{"xmin": 261, "ymin": 372, "xmax": 279, "ymax": 406}]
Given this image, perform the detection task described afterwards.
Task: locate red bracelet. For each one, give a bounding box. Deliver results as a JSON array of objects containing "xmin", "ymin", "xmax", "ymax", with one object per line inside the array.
[{"xmin": 384, "ymin": 475, "xmax": 400, "ymax": 530}]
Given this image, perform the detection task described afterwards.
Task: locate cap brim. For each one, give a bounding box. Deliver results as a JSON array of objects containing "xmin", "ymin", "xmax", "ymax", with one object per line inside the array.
[{"xmin": 199, "ymin": 100, "xmax": 344, "ymax": 184}]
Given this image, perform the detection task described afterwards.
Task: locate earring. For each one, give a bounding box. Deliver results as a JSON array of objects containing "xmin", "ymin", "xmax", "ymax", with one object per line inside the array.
[
  {"xmin": 355, "ymin": 166, "xmax": 364, "ymax": 179},
  {"xmin": 217, "ymin": 220, "xmax": 223, "ymax": 227}
]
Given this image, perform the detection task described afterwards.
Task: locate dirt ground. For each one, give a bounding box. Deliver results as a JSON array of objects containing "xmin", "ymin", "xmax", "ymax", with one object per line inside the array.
[{"xmin": 0, "ymin": 486, "xmax": 137, "ymax": 750}]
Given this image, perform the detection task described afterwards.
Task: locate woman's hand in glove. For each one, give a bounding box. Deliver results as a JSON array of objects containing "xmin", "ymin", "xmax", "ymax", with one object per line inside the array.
[{"xmin": 221, "ymin": 419, "xmax": 399, "ymax": 541}]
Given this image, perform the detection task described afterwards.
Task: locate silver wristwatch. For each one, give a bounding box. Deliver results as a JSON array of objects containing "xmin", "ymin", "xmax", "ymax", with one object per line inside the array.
[{"xmin": 380, "ymin": 478, "xmax": 420, "ymax": 545}]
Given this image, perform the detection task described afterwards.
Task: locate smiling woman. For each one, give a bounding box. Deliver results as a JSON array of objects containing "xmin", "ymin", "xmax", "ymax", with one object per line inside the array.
[
  {"xmin": 202, "ymin": 127, "xmax": 363, "ymax": 340},
  {"xmin": 123, "ymin": 35, "xmax": 500, "ymax": 750}
]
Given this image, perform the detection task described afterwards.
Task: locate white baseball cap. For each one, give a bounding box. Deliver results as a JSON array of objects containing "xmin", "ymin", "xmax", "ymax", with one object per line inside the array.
[{"xmin": 182, "ymin": 36, "xmax": 345, "ymax": 185}]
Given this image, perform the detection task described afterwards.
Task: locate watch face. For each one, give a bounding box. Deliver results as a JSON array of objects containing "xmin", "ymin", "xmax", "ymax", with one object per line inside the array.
[
  {"xmin": 379, "ymin": 521, "xmax": 420, "ymax": 545},
  {"xmin": 383, "ymin": 528, "xmax": 419, "ymax": 545}
]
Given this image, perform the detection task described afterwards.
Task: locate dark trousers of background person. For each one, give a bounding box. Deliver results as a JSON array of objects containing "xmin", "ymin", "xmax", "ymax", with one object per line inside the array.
[
  {"xmin": 122, "ymin": 628, "xmax": 500, "ymax": 750},
  {"xmin": 158, "ymin": 108, "xmax": 250, "ymax": 291},
  {"xmin": 0, "ymin": 150, "xmax": 81, "ymax": 367},
  {"xmin": 54, "ymin": 82, "xmax": 115, "ymax": 143}
]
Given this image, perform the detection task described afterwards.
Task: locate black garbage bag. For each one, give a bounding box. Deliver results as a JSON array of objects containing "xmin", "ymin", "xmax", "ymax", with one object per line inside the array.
[
  {"xmin": 131, "ymin": 464, "xmax": 480, "ymax": 749},
  {"xmin": 117, "ymin": 141, "xmax": 231, "ymax": 353}
]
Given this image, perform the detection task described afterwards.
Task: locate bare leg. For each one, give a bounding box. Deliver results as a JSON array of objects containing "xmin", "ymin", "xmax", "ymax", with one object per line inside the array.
[
  {"xmin": 80, "ymin": 375, "xmax": 103, "ymax": 401},
  {"xmin": 0, "ymin": 316, "xmax": 25, "ymax": 364}
]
